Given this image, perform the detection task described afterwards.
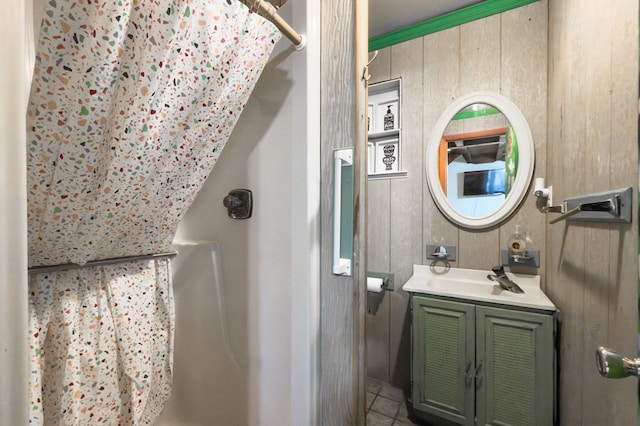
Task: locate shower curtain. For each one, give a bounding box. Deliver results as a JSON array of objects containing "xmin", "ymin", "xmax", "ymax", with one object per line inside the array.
[
  {"xmin": 27, "ymin": 0, "xmax": 281, "ymax": 423},
  {"xmin": 29, "ymin": 260, "xmax": 174, "ymax": 425}
]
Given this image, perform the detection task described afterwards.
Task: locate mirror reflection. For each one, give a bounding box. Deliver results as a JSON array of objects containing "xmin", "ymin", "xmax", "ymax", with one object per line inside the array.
[{"xmin": 439, "ymin": 103, "xmax": 519, "ymax": 218}]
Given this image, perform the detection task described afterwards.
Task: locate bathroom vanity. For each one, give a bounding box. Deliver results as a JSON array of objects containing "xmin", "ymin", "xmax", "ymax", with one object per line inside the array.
[{"xmin": 403, "ymin": 265, "xmax": 557, "ymax": 426}]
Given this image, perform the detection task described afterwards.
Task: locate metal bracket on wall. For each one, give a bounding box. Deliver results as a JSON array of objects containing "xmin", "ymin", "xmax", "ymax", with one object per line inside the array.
[
  {"xmin": 500, "ymin": 249, "xmax": 540, "ymax": 268},
  {"xmin": 426, "ymin": 244, "xmax": 457, "ymax": 261},
  {"xmin": 547, "ymin": 187, "xmax": 632, "ymax": 224}
]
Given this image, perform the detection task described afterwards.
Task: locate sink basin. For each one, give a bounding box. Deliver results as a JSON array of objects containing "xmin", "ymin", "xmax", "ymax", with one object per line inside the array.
[
  {"xmin": 428, "ymin": 277, "xmax": 497, "ymax": 295},
  {"xmin": 402, "ymin": 265, "xmax": 556, "ymax": 311}
]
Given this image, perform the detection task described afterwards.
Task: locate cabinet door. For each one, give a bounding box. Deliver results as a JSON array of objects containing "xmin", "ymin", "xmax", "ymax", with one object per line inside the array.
[
  {"xmin": 475, "ymin": 306, "xmax": 554, "ymax": 426},
  {"xmin": 412, "ymin": 296, "xmax": 475, "ymax": 425}
]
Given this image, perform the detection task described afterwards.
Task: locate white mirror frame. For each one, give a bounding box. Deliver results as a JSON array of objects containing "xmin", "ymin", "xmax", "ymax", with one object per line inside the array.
[{"xmin": 426, "ymin": 91, "xmax": 535, "ymax": 229}]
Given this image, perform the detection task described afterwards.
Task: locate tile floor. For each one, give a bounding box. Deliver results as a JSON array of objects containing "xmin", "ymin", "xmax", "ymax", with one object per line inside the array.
[{"xmin": 366, "ymin": 378, "xmax": 425, "ymax": 426}]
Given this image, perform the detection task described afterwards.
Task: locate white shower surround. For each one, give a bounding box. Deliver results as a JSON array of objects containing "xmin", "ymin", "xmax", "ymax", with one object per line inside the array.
[
  {"xmin": 158, "ymin": 0, "xmax": 320, "ymax": 419},
  {"xmin": 1, "ymin": 0, "xmax": 319, "ymax": 424}
]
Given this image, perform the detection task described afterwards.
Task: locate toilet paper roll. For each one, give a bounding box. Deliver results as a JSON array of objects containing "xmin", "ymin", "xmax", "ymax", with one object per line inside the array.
[{"xmin": 367, "ymin": 277, "xmax": 384, "ymax": 293}]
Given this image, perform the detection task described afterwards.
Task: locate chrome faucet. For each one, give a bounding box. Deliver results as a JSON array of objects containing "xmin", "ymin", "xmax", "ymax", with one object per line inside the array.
[{"xmin": 487, "ymin": 265, "xmax": 524, "ymax": 293}]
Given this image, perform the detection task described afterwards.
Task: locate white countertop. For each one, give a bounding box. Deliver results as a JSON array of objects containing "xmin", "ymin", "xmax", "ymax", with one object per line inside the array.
[{"xmin": 402, "ymin": 264, "xmax": 557, "ymax": 312}]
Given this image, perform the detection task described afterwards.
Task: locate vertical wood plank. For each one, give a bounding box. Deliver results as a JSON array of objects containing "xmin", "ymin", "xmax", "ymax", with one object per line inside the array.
[
  {"xmin": 366, "ymin": 179, "xmax": 391, "ymax": 382},
  {"xmin": 366, "ymin": 46, "xmax": 392, "ymax": 384},
  {"xmin": 367, "ymin": 181, "xmax": 391, "ymax": 270},
  {"xmin": 606, "ymin": 0, "xmax": 638, "ymax": 423},
  {"xmin": 580, "ymin": 3, "xmax": 613, "ymax": 421},
  {"xmin": 547, "ymin": 2, "xmax": 587, "ymax": 421},
  {"xmin": 320, "ymin": 0, "xmax": 367, "ymax": 423},
  {"xmin": 607, "ymin": 9, "xmax": 639, "ymax": 415},
  {"xmin": 389, "ymin": 36, "xmax": 424, "ymax": 287},
  {"xmin": 388, "ymin": 36, "xmax": 424, "ymax": 387},
  {"xmin": 353, "ymin": 0, "xmax": 368, "ymax": 419},
  {"xmin": 499, "ymin": 0, "xmax": 548, "ymax": 279},
  {"xmin": 458, "ymin": 15, "xmax": 502, "ymax": 270},
  {"xmin": 423, "ymin": 27, "xmax": 460, "ymax": 265},
  {"xmin": 459, "ymin": 15, "xmax": 502, "ymax": 93}
]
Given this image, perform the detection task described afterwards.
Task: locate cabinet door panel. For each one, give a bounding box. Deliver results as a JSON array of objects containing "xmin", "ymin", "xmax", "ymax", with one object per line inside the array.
[
  {"xmin": 475, "ymin": 306, "xmax": 554, "ymax": 426},
  {"xmin": 412, "ymin": 296, "xmax": 475, "ymax": 425}
]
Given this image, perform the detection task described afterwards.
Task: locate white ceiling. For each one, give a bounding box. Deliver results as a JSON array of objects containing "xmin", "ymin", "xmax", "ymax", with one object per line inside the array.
[{"xmin": 369, "ymin": 0, "xmax": 484, "ymax": 38}]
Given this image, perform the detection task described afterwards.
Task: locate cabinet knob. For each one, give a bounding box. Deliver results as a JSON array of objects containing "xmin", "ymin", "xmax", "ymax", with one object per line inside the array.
[
  {"xmin": 464, "ymin": 360, "xmax": 473, "ymax": 386},
  {"xmin": 475, "ymin": 361, "xmax": 483, "ymax": 387}
]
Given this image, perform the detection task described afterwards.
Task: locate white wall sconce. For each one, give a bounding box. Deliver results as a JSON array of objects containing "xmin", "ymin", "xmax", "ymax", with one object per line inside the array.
[{"xmin": 534, "ymin": 177, "xmax": 552, "ymax": 208}]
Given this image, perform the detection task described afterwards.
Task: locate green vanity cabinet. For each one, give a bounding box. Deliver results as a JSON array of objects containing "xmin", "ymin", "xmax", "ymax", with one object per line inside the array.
[
  {"xmin": 411, "ymin": 296, "xmax": 476, "ymax": 425},
  {"xmin": 411, "ymin": 295, "xmax": 556, "ymax": 426}
]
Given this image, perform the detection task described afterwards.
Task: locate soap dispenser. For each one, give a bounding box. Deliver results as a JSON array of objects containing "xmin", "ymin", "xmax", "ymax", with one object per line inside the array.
[
  {"xmin": 501, "ymin": 225, "xmax": 539, "ymax": 267},
  {"xmin": 507, "ymin": 225, "xmax": 527, "ymax": 258}
]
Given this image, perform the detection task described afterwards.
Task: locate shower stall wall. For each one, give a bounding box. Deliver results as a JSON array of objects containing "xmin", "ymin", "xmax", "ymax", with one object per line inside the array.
[{"xmin": 156, "ymin": 2, "xmax": 320, "ymax": 425}]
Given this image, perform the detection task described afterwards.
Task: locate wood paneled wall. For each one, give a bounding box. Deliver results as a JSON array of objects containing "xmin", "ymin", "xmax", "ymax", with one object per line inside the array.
[
  {"xmin": 320, "ymin": 0, "xmax": 368, "ymax": 424},
  {"xmin": 547, "ymin": 0, "xmax": 638, "ymax": 424},
  {"xmin": 367, "ymin": 1, "xmax": 548, "ymax": 388},
  {"xmin": 367, "ymin": 0, "xmax": 638, "ymax": 423}
]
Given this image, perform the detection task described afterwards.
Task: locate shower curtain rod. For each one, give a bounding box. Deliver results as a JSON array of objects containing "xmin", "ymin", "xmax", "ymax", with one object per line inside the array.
[
  {"xmin": 242, "ymin": 0, "xmax": 306, "ymax": 50},
  {"xmin": 28, "ymin": 251, "xmax": 179, "ymax": 275}
]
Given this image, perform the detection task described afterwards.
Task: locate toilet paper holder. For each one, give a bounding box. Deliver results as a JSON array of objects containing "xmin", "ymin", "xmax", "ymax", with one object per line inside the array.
[{"xmin": 367, "ymin": 271, "xmax": 395, "ymax": 291}]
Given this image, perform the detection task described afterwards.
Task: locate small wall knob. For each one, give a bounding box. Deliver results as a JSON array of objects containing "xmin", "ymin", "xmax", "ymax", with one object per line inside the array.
[
  {"xmin": 223, "ymin": 194, "xmax": 242, "ymax": 209},
  {"xmin": 223, "ymin": 189, "xmax": 252, "ymax": 219}
]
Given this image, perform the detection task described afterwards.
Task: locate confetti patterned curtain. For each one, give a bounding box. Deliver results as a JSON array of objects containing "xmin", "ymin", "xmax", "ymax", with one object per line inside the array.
[
  {"xmin": 26, "ymin": 0, "xmax": 280, "ymax": 423},
  {"xmin": 29, "ymin": 260, "xmax": 174, "ymax": 424}
]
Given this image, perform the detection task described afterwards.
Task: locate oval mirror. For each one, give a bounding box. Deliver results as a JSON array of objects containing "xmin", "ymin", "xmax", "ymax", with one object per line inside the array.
[{"xmin": 426, "ymin": 91, "xmax": 534, "ymax": 229}]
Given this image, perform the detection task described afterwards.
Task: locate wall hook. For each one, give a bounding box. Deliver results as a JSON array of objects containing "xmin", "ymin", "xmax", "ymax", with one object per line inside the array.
[{"xmin": 362, "ymin": 50, "xmax": 379, "ymax": 82}]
